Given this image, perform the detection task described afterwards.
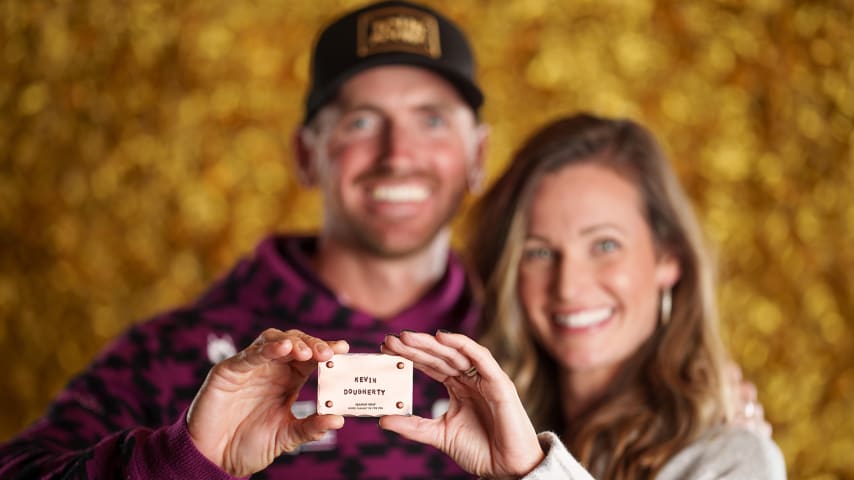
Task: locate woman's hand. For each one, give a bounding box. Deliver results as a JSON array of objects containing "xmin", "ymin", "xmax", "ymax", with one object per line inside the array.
[
  {"xmin": 187, "ymin": 329, "xmax": 349, "ymax": 476},
  {"xmin": 380, "ymin": 330, "xmax": 544, "ymax": 479}
]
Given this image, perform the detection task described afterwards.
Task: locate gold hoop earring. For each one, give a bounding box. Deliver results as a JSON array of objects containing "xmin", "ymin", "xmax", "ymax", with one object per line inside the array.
[{"xmin": 660, "ymin": 288, "xmax": 672, "ymax": 325}]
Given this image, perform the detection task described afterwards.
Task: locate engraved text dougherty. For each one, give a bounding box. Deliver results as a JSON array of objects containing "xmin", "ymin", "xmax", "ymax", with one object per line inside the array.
[{"xmin": 317, "ymin": 354, "xmax": 413, "ymax": 416}]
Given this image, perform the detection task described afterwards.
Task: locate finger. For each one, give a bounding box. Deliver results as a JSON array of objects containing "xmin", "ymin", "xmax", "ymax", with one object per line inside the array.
[
  {"xmin": 740, "ymin": 381, "xmax": 758, "ymax": 403},
  {"xmin": 758, "ymin": 421, "xmax": 773, "ymax": 438},
  {"xmin": 228, "ymin": 333, "xmax": 296, "ymax": 373},
  {"xmin": 399, "ymin": 331, "xmax": 473, "ymax": 373},
  {"xmin": 280, "ymin": 414, "xmax": 345, "ymax": 453},
  {"xmin": 727, "ymin": 361, "xmax": 743, "ymax": 383},
  {"xmin": 435, "ymin": 331, "xmax": 507, "ymax": 385},
  {"xmin": 383, "ymin": 334, "xmax": 459, "ymax": 379},
  {"xmin": 754, "ymin": 402, "xmax": 764, "ymax": 419},
  {"xmin": 378, "ymin": 415, "xmax": 440, "ymax": 448},
  {"xmin": 289, "ymin": 330, "xmax": 344, "ymax": 360},
  {"xmin": 380, "ymin": 342, "xmax": 449, "ymax": 383},
  {"xmin": 329, "ymin": 339, "xmax": 350, "ymax": 355},
  {"xmin": 235, "ymin": 330, "xmax": 346, "ymax": 374},
  {"xmin": 282, "ymin": 332, "xmax": 351, "ymax": 377}
]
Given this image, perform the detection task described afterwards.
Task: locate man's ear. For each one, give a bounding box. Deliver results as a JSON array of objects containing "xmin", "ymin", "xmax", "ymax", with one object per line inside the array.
[
  {"xmin": 293, "ymin": 127, "xmax": 317, "ymax": 187},
  {"xmin": 467, "ymin": 123, "xmax": 490, "ymax": 193}
]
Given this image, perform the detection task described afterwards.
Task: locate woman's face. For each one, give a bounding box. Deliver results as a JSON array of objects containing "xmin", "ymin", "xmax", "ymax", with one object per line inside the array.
[{"xmin": 517, "ymin": 162, "xmax": 679, "ymax": 382}]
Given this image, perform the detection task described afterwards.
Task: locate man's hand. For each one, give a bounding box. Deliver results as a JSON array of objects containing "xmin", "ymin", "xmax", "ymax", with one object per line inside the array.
[
  {"xmin": 187, "ymin": 329, "xmax": 349, "ymax": 476},
  {"xmin": 727, "ymin": 363, "xmax": 772, "ymax": 437}
]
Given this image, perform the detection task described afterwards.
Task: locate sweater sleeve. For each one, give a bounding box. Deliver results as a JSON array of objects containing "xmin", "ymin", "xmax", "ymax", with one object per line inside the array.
[
  {"xmin": 521, "ymin": 432, "xmax": 596, "ymax": 480},
  {"xmin": 524, "ymin": 428, "xmax": 786, "ymax": 480},
  {"xmin": 657, "ymin": 427, "xmax": 787, "ymax": 480},
  {"xmin": 0, "ymin": 320, "xmax": 240, "ymax": 479},
  {"xmin": 0, "ymin": 413, "xmax": 241, "ymax": 479}
]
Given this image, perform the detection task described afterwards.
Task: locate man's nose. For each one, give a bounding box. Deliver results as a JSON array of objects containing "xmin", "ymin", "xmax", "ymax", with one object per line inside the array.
[{"xmin": 379, "ymin": 121, "xmax": 415, "ymax": 168}]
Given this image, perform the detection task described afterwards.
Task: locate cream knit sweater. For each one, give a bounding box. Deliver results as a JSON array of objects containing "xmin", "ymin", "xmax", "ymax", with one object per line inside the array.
[{"xmin": 523, "ymin": 426, "xmax": 786, "ymax": 479}]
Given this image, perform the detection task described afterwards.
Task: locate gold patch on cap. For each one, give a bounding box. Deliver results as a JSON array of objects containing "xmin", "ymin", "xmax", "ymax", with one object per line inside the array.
[{"xmin": 357, "ymin": 6, "xmax": 441, "ymax": 59}]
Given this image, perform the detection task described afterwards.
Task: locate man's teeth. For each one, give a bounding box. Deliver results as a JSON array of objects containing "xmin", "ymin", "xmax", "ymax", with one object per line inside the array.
[
  {"xmin": 554, "ymin": 308, "xmax": 612, "ymax": 328},
  {"xmin": 371, "ymin": 185, "xmax": 429, "ymax": 202}
]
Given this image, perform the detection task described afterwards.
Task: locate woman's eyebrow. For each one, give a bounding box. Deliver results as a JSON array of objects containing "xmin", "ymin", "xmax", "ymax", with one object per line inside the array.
[{"xmin": 579, "ymin": 222, "xmax": 626, "ymax": 236}]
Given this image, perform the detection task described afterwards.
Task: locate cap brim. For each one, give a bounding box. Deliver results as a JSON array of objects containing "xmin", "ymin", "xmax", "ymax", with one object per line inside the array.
[{"xmin": 305, "ymin": 53, "xmax": 483, "ymax": 124}]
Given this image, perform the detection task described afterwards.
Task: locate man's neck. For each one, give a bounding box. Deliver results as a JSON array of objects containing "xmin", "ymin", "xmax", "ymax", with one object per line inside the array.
[{"xmin": 311, "ymin": 233, "xmax": 451, "ymax": 319}]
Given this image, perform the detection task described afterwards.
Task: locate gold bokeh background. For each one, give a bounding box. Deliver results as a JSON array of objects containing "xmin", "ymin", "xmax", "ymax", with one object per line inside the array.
[{"xmin": 1, "ymin": 0, "xmax": 851, "ymax": 477}]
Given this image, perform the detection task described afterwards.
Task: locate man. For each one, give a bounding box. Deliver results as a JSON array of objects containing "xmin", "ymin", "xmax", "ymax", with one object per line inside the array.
[{"xmin": 0, "ymin": 1, "xmax": 488, "ymax": 478}]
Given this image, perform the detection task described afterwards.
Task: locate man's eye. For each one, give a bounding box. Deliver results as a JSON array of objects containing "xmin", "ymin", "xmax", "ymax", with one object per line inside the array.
[
  {"xmin": 425, "ymin": 114, "xmax": 445, "ymax": 128},
  {"xmin": 594, "ymin": 239, "xmax": 620, "ymax": 253},
  {"xmin": 349, "ymin": 117, "xmax": 369, "ymax": 129},
  {"xmin": 339, "ymin": 112, "xmax": 379, "ymax": 132}
]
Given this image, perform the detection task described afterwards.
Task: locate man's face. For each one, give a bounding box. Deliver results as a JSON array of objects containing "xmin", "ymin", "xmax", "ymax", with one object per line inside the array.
[{"xmin": 299, "ymin": 65, "xmax": 487, "ymax": 258}]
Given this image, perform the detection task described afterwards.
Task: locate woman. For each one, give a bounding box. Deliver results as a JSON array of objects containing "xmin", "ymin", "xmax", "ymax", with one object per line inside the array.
[{"xmin": 380, "ymin": 113, "xmax": 785, "ymax": 479}]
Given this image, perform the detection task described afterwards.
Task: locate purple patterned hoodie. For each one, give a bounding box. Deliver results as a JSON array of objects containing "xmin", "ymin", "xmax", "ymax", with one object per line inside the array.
[{"xmin": 0, "ymin": 235, "xmax": 480, "ymax": 479}]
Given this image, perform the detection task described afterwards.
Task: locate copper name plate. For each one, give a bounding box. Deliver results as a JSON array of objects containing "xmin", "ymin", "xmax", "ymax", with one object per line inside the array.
[{"xmin": 317, "ymin": 353, "xmax": 413, "ymax": 417}]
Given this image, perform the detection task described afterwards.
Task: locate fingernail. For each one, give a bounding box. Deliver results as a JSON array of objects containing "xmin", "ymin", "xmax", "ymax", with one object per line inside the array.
[{"xmin": 437, "ymin": 329, "xmax": 452, "ymax": 334}]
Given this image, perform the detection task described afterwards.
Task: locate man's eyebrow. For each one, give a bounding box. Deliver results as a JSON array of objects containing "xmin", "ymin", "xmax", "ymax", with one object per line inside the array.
[
  {"xmin": 419, "ymin": 99, "xmax": 474, "ymax": 117},
  {"xmin": 336, "ymin": 100, "xmax": 381, "ymax": 114},
  {"xmin": 414, "ymin": 101, "xmax": 454, "ymax": 111}
]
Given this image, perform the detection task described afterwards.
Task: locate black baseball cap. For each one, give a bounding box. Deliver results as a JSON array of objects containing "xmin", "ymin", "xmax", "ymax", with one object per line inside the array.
[{"xmin": 303, "ymin": 1, "xmax": 483, "ymax": 124}]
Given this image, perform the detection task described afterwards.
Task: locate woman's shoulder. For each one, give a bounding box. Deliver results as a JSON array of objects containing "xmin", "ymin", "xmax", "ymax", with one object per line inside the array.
[{"xmin": 658, "ymin": 425, "xmax": 787, "ymax": 479}]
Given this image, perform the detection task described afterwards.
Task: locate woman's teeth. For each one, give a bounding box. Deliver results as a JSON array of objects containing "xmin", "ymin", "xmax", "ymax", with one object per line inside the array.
[{"xmin": 554, "ymin": 307, "xmax": 613, "ymax": 328}]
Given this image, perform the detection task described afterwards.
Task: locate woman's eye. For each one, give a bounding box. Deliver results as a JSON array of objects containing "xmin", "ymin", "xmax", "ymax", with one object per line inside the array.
[{"xmin": 522, "ymin": 247, "xmax": 554, "ymax": 261}]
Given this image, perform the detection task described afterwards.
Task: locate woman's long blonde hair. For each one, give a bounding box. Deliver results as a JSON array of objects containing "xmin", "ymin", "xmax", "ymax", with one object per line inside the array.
[{"xmin": 467, "ymin": 113, "xmax": 733, "ymax": 479}]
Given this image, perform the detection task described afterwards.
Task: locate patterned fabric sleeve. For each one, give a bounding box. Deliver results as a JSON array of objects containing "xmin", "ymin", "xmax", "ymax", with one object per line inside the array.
[{"xmin": 0, "ymin": 322, "xmax": 237, "ymax": 479}]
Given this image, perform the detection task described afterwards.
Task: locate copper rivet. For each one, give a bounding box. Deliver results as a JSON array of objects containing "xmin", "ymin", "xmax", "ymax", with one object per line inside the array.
[
  {"xmin": 326, "ymin": 361, "xmax": 334, "ymax": 368},
  {"xmin": 396, "ymin": 401, "xmax": 404, "ymax": 409},
  {"xmin": 397, "ymin": 362, "xmax": 404, "ymax": 369},
  {"xmin": 325, "ymin": 400, "xmax": 333, "ymax": 408}
]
